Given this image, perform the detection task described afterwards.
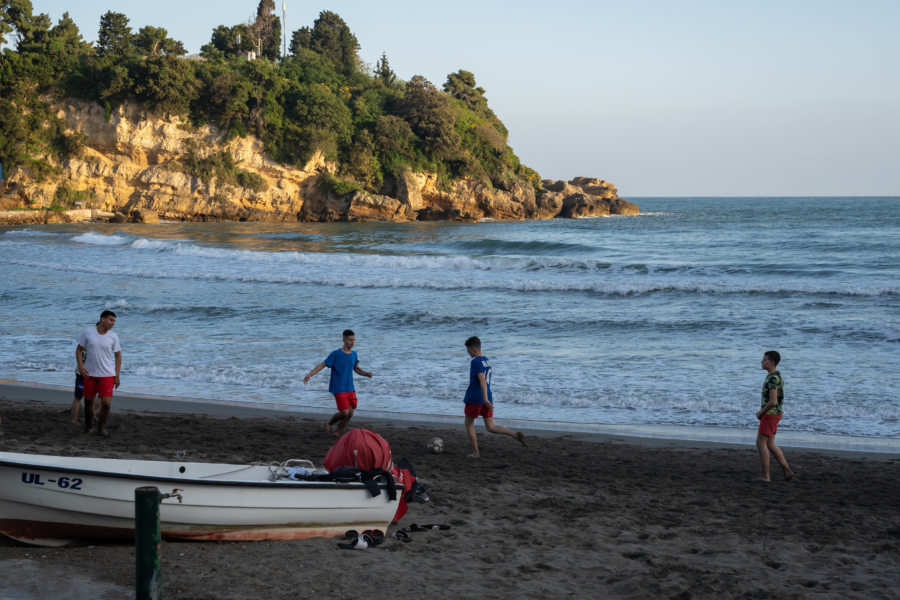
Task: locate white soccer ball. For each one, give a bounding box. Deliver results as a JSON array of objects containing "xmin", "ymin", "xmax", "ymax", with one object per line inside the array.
[{"xmin": 428, "ymin": 437, "xmax": 444, "ymax": 453}]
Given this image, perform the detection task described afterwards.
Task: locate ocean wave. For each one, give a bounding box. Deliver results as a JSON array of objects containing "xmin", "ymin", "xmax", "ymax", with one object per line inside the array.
[
  {"xmin": 126, "ymin": 363, "xmax": 302, "ymax": 391},
  {"xmin": 131, "ymin": 238, "xmax": 185, "ymax": 250},
  {"xmin": 6, "ymin": 257, "xmax": 899, "ymax": 297},
  {"xmin": 439, "ymin": 238, "xmax": 598, "ymax": 255},
  {"xmin": 2, "ymin": 229, "xmax": 60, "ymax": 237},
  {"xmin": 72, "ymin": 232, "xmax": 131, "ymax": 246},
  {"xmin": 105, "ymin": 298, "xmax": 131, "ymax": 309}
]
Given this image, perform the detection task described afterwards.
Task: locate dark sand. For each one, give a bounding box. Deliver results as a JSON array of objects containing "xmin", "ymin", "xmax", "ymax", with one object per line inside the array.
[{"xmin": 1, "ymin": 390, "xmax": 898, "ymax": 599}]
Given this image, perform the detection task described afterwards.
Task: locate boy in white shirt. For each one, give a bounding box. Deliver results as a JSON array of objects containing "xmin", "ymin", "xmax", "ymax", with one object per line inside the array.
[{"xmin": 76, "ymin": 310, "xmax": 122, "ymax": 437}]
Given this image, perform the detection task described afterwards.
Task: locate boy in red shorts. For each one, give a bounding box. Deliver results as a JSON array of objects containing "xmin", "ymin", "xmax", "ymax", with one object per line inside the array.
[
  {"xmin": 755, "ymin": 350, "xmax": 795, "ymax": 482},
  {"xmin": 303, "ymin": 329, "xmax": 373, "ymax": 437},
  {"xmin": 76, "ymin": 310, "xmax": 122, "ymax": 437},
  {"xmin": 463, "ymin": 336, "xmax": 527, "ymax": 458}
]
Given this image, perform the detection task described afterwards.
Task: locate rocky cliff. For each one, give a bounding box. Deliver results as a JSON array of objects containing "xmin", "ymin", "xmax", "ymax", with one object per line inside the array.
[{"xmin": 0, "ymin": 100, "xmax": 638, "ymax": 223}]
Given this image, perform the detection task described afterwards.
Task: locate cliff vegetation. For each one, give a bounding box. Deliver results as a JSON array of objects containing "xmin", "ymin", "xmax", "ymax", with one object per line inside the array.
[{"xmin": 0, "ymin": 1, "xmax": 637, "ymax": 222}]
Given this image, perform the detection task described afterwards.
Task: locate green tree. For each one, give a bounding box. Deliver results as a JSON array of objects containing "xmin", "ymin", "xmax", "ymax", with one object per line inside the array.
[
  {"xmin": 248, "ymin": 0, "xmax": 280, "ymax": 59},
  {"xmin": 443, "ymin": 70, "xmax": 487, "ymax": 111},
  {"xmin": 192, "ymin": 62, "xmax": 254, "ymax": 134},
  {"xmin": 288, "ymin": 26, "xmax": 310, "ymax": 56},
  {"xmin": 201, "ymin": 24, "xmax": 251, "ymax": 60},
  {"xmin": 42, "ymin": 12, "xmax": 92, "ymax": 76},
  {"xmin": 401, "ymin": 75, "xmax": 461, "ymax": 161},
  {"xmin": 96, "ymin": 11, "xmax": 132, "ymax": 58},
  {"xmin": 374, "ymin": 114, "xmax": 415, "ymax": 172},
  {"xmin": 1, "ymin": 0, "xmax": 34, "ymax": 48},
  {"xmin": 308, "ymin": 11, "xmax": 359, "ymax": 75},
  {"xmin": 132, "ymin": 54, "xmax": 197, "ymax": 115},
  {"xmin": 342, "ymin": 129, "xmax": 380, "ymax": 190},
  {"xmin": 373, "ymin": 52, "xmax": 397, "ymax": 87},
  {"xmin": 133, "ymin": 25, "xmax": 186, "ymax": 57}
]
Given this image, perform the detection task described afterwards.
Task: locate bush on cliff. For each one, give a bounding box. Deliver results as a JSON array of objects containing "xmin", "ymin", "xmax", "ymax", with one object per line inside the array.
[{"xmin": 0, "ymin": 1, "xmax": 538, "ymax": 195}]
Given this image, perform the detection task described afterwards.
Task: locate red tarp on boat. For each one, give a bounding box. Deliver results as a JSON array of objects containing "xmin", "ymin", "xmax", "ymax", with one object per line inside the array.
[
  {"xmin": 323, "ymin": 428, "xmax": 393, "ymax": 472},
  {"xmin": 323, "ymin": 429, "xmax": 416, "ymax": 522}
]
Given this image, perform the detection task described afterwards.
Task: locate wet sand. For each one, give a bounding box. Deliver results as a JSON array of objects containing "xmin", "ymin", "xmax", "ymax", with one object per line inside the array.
[{"xmin": 1, "ymin": 390, "xmax": 898, "ymax": 599}]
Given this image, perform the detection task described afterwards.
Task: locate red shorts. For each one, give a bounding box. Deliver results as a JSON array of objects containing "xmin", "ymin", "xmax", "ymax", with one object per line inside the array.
[
  {"xmin": 465, "ymin": 403, "xmax": 493, "ymax": 419},
  {"xmin": 334, "ymin": 391, "xmax": 358, "ymax": 411},
  {"xmin": 758, "ymin": 414, "xmax": 782, "ymax": 437},
  {"xmin": 83, "ymin": 376, "xmax": 115, "ymax": 399}
]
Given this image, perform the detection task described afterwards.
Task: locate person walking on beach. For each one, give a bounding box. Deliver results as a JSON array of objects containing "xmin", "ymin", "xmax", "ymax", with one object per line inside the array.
[
  {"xmin": 463, "ymin": 336, "xmax": 527, "ymax": 458},
  {"xmin": 756, "ymin": 350, "xmax": 794, "ymax": 482},
  {"xmin": 76, "ymin": 310, "xmax": 122, "ymax": 437},
  {"xmin": 303, "ymin": 329, "xmax": 373, "ymax": 437}
]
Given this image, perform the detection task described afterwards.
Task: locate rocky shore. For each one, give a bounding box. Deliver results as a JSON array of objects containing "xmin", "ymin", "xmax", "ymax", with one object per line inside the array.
[{"xmin": 0, "ymin": 100, "xmax": 637, "ymax": 225}]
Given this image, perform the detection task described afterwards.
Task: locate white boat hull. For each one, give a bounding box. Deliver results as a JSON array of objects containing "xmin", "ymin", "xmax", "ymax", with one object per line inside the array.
[{"xmin": 0, "ymin": 452, "xmax": 400, "ymax": 546}]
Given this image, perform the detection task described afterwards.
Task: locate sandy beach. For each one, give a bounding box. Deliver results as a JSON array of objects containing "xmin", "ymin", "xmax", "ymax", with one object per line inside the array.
[{"xmin": 1, "ymin": 386, "xmax": 898, "ymax": 599}]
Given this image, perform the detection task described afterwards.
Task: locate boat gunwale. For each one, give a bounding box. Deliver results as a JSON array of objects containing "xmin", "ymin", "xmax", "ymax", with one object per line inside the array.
[{"xmin": 0, "ymin": 457, "xmax": 396, "ymax": 491}]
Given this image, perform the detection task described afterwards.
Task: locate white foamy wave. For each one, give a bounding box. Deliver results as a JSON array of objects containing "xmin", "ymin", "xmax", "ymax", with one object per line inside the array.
[
  {"xmin": 72, "ymin": 232, "xmax": 131, "ymax": 246},
  {"xmin": 3, "ymin": 229, "xmax": 59, "ymax": 237},
  {"xmin": 131, "ymin": 238, "xmax": 180, "ymax": 250},
  {"xmin": 104, "ymin": 238, "xmax": 747, "ymax": 276},
  {"xmin": 105, "ymin": 298, "xmax": 131, "ymax": 309},
  {"xmin": 6, "ymin": 257, "xmax": 900, "ymax": 297},
  {"xmin": 169, "ymin": 243, "xmax": 500, "ymax": 271}
]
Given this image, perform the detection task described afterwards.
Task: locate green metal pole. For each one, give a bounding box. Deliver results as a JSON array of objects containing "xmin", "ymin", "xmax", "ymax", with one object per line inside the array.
[{"xmin": 135, "ymin": 486, "xmax": 163, "ymax": 600}]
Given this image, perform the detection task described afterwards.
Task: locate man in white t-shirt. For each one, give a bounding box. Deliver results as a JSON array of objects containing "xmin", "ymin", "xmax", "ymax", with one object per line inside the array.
[{"xmin": 76, "ymin": 310, "xmax": 122, "ymax": 437}]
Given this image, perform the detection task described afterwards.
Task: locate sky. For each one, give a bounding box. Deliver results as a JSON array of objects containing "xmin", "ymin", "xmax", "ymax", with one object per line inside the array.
[{"xmin": 23, "ymin": 1, "xmax": 900, "ymax": 196}]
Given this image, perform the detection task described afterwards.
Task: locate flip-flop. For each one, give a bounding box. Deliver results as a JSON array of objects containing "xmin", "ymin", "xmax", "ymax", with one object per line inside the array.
[
  {"xmin": 337, "ymin": 533, "xmax": 373, "ymax": 550},
  {"xmin": 362, "ymin": 529, "xmax": 385, "ymax": 546},
  {"xmin": 391, "ymin": 530, "xmax": 411, "ymax": 542},
  {"xmin": 516, "ymin": 432, "xmax": 528, "ymax": 448}
]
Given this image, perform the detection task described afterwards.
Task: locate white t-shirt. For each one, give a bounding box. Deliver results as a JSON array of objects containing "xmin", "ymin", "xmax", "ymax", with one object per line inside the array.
[{"xmin": 76, "ymin": 327, "xmax": 121, "ymax": 377}]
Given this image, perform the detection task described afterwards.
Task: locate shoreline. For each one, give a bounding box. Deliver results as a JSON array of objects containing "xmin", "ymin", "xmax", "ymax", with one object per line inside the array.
[{"xmin": 2, "ymin": 380, "xmax": 897, "ymax": 459}]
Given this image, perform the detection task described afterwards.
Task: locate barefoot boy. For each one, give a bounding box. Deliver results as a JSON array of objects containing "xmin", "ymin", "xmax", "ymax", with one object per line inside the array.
[
  {"xmin": 76, "ymin": 310, "xmax": 122, "ymax": 437},
  {"xmin": 756, "ymin": 350, "xmax": 795, "ymax": 482},
  {"xmin": 303, "ymin": 329, "xmax": 373, "ymax": 437},
  {"xmin": 463, "ymin": 336, "xmax": 527, "ymax": 458}
]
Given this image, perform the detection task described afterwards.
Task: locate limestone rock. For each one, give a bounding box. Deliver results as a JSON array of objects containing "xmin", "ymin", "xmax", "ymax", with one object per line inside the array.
[
  {"xmin": 131, "ymin": 209, "xmax": 159, "ymax": 224},
  {"xmin": 0, "ymin": 99, "xmax": 638, "ymax": 224}
]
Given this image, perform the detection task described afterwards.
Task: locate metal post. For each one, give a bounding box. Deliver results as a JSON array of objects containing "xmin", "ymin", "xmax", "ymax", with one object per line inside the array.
[{"xmin": 135, "ymin": 486, "xmax": 163, "ymax": 600}]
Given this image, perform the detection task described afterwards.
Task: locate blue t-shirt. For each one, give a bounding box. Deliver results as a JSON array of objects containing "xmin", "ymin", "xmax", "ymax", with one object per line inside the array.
[
  {"xmin": 324, "ymin": 349, "xmax": 359, "ymax": 394},
  {"xmin": 464, "ymin": 356, "xmax": 493, "ymax": 405}
]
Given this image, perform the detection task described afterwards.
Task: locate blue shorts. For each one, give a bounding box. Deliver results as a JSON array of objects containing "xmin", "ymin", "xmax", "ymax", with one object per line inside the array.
[{"xmin": 74, "ymin": 374, "xmax": 84, "ymax": 400}]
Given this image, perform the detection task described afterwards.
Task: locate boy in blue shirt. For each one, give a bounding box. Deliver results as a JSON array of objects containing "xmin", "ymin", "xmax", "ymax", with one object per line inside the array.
[
  {"xmin": 304, "ymin": 329, "xmax": 373, "ymax": 437},
  {"xmin": 463, "ymin": 336, "xmax": 527, "ymax": 457}
]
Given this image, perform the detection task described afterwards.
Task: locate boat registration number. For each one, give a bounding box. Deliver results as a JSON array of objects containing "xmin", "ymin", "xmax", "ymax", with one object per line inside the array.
[{"xmin": 21, "ymin": 472, "xmax": 84, "ymax": 490}]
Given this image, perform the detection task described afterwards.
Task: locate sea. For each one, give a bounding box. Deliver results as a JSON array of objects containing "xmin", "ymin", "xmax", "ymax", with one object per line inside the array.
[{"xmin": 1, "ymin": 197, "xmax": 898, "ymax": 448}]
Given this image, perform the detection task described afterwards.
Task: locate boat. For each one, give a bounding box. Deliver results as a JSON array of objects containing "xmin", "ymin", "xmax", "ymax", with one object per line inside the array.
[{"xmin": 0, "ymin": 451, "xmax": 400, "ymax": 547}]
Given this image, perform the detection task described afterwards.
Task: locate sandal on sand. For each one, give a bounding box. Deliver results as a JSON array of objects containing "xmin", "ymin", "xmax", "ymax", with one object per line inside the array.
[
  {"xmin": 337, "ymin": 533, "xmax": 374, "ymax": 550},
  {"xmin": 362, "ymin": 529, "xmax": 385, "ymax": 545},
  {"xmin": 392, "ymin": 530, "xmax": 411, "ymax": 542},
  {"xmin": 516, "ymin": 432, "xmax": 528, "ymax": 448}
]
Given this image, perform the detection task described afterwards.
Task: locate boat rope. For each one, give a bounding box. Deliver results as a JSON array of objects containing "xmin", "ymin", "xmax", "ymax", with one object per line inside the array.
[{"xmin": 197, "ymin": 462, "xmax": 278, "ymax": 479}]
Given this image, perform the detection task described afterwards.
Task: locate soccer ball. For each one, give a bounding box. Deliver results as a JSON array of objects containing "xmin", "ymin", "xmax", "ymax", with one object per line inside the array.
[{"xmin": 428, "ymin": 437, "xmax": 444, "ymax": 453}]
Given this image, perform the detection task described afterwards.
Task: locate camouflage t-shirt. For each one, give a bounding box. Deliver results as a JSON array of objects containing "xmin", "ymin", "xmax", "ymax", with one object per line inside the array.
[{"xmin": 761, "ymin": 371, "xmax": 784, "ymax": 415}]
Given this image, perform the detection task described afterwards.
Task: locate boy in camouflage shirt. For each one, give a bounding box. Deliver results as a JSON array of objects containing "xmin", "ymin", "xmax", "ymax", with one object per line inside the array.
[{"xmin": 755, "ymin": 350, "xmax": 795, "ymax": 481}]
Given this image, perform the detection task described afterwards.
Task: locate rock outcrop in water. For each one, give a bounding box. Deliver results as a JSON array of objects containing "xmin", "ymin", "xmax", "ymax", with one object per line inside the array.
[{"xmin": 0, "ymin": 100, "xmax": 638, "ymax": 224}]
